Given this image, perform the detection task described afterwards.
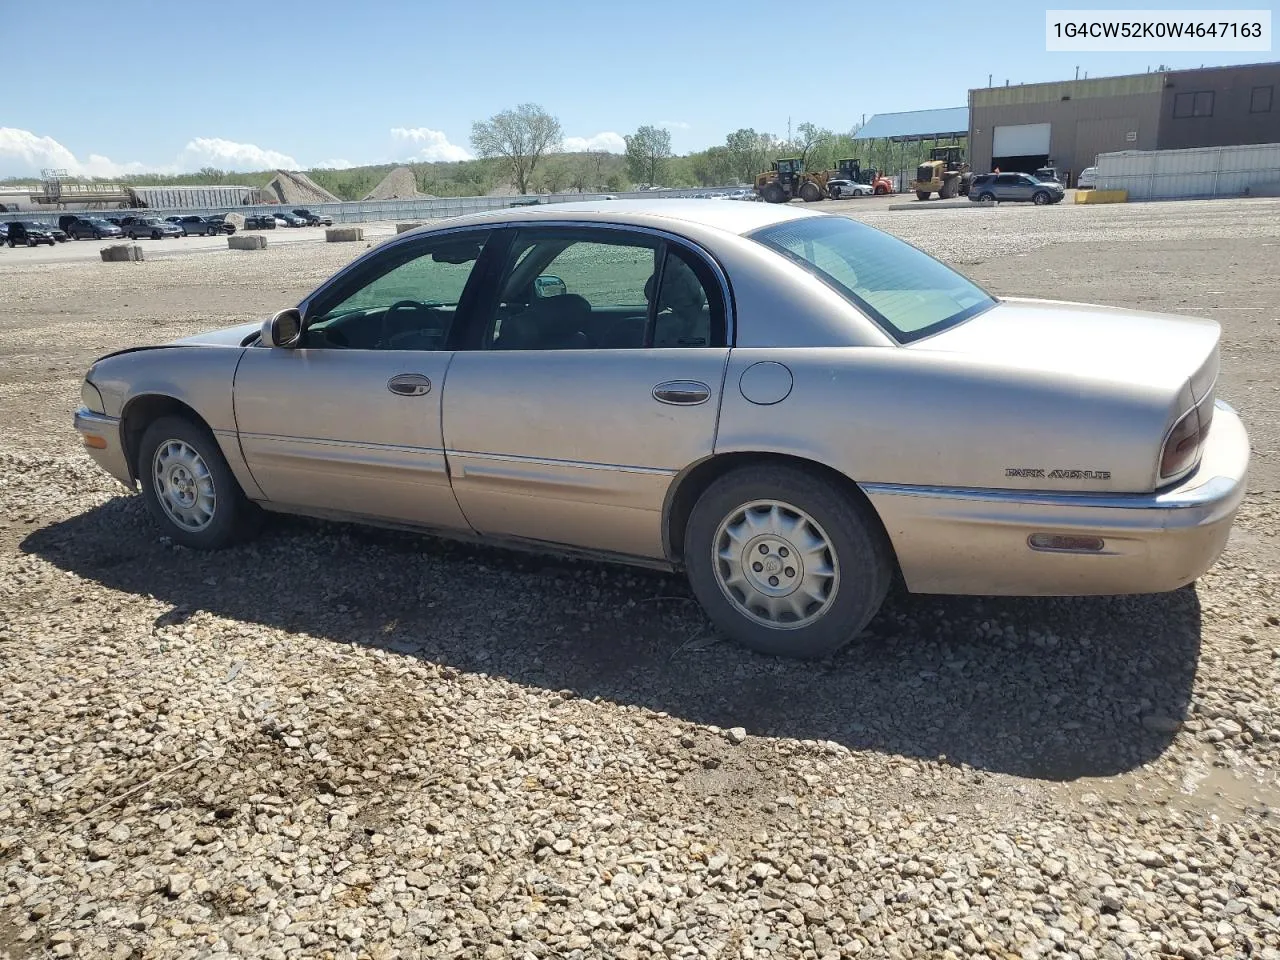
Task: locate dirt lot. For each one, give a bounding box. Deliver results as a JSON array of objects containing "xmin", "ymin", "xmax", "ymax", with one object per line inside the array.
[{"xmin": 1, "ymin": 198, "xmax": 1278, "ymax": 960}]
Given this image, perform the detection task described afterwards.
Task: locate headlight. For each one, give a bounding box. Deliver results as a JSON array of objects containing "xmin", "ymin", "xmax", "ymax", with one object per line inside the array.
[{"xmin": 81, "ymin": 380, "xmax": 106, "ymax": 414}]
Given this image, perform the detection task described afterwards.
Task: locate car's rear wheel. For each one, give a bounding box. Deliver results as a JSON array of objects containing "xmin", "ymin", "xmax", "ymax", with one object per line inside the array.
[
  {"xmin": 137, "ymin": 415, "xmax": 261, "ymax": 550},
  {"xmin": 683, "ymin": 465, "xmax": 891, "ymax": 659},
  {"xmin": 1033, "ymin": 191, "xmax": 1050, "ymax": 205},
  {"xmin": 127, "ymin": 231, "xmax": 136, "ymax": 240}
]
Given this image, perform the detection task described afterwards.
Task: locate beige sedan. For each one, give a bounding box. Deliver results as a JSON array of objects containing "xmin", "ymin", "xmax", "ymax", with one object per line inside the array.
[{"xmin": 75, "ymin": 200, "xmax": 1249, "ymax": 658}]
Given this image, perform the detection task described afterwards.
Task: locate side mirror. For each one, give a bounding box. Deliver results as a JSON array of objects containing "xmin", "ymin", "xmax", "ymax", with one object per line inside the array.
[
  {"xmin": 262, "ymin": 307, "xmax": 302, "ymax": 347},
  {"xmin": 533, "ymin": 275, "xmax": 567, "ymax": 299}
]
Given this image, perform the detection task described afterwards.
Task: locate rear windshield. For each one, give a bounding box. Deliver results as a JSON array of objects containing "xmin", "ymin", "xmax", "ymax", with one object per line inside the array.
[{"xmin": 749, "ymin": 216, "xmax": 997, "ymax": 343}]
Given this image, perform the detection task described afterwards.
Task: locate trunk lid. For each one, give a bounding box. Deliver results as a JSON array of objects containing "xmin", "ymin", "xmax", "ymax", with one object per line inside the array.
[{"xmin": 911, "ymin": 297, "xmax": 1219, "ymax": 402}]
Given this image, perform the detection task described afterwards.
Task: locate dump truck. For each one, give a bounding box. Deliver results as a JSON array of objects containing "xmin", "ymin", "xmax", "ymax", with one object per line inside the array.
[{"xmin": 909, "ymin": 146, "xmax": 974, "ymax": 200}]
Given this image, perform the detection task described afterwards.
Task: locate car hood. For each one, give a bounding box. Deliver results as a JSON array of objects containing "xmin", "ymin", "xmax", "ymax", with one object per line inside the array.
[
  {"xmin": 910, "ymin": 296, "xmax": 1219, "ymax": 399},
  {"xmin": 171, "ymin": 320, "xmax": 263, "ymax": 347}
]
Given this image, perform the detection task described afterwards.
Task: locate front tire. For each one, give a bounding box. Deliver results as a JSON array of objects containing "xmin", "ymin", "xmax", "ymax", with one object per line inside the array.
[
  {"xmin": 684, "ymin": 465, "xmax": 892, "ymax": 659},
  {"xmin": 762, "ymin": 183, "xmax": 786, "ymax": 204},
  {"xmin": 1033, "ymin": 191, "xmax": 1050, "ymax": 205},
  {"xmin": 915, "ymin": 190, "xmax": 930, "ymax": 201},
  {"xmin": 137, "ymin": 415, "xmax": 261, "ymax": 550}
]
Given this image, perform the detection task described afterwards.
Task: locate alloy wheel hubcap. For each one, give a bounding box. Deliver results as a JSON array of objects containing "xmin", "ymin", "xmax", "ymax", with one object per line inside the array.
[
  {"xmin": 713, "ymin": 500, "xmax": 839, "ymax": 630},
  {"xmin": 153, "ymin": 440, "xmax": 216, "ymax": 531}
]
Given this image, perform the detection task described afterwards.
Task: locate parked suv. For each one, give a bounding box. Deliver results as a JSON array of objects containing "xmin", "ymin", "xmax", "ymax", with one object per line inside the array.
[
  {"xmin": 969, "ymin": 173, "xmax": 1065, "ymax": 205},
  {"xmin": 292, "ymin": 208, "xmax": 332, "ymax": 226},
  {"xmin": 6, "ymin": 221, "xmax": 58, "ymax": 246},
  {"xmin": 67, "ymin": 217, "xmax": 123, "ymax": 240},
  {"xmin": 166, "ymin": 215, "xmax": 221, "ymax": 236},
  {"xmin": 118, "ymin": 216, "xmax": 183, "ymax": 239}
]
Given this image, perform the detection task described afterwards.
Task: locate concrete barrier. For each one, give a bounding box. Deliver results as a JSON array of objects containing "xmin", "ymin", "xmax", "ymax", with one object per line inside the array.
[
  {"xmin": 1075, "ymin": 189, "xmax": 1128, "ymax": 204},
  {"xmin": 228, "ymin": 234, "xmax": 267, "ymax": 250},
  {"xmin": 100, "ymin": 244, "xmax": 144, "ymax": 262},
  {"xmin": 326, "ymin": 227, "xmax": 364, "ymax": 242},
  {"xmin": 887, "ymin": 199, "xmax": 982, "ymax": 212},
  {"xmin": 395, "ymin": 222, "xmax": 423, "ymax": 234}
]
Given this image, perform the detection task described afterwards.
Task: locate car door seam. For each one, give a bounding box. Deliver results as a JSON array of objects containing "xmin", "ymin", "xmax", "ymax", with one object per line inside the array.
[{"xmin": 229, "ymin": 347, "xmax": 271, "ymax": 500}]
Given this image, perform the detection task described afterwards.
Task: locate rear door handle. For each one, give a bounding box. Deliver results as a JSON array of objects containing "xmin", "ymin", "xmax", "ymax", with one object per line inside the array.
[
  {"xmin": 387, "ymin": 373, "xmax": 432, "ymax": 397},
  {"xmin": 652, "ymin": 380, "xmax": 711, "ymax": 406}
]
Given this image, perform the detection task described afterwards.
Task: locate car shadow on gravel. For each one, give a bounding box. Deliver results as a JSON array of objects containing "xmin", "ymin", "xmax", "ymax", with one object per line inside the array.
[{"xmin": 24, "ymin": 497, "xmax": 1202, "ymax": 782}]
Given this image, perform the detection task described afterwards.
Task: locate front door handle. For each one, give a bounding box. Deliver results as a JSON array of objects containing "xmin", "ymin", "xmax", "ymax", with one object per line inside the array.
[
  {"xmin": 387, "ymin": 373, "xmax": 432, "ymax": 397},
  {"xmin": 652, "ymin": 380, "xmax": 711, "ymax": 406}
]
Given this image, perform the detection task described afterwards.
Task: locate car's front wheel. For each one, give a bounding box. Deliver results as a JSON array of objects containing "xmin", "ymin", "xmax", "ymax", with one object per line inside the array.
[
  {"xmin": 137, "ymin": 415, "xmax": 261, "ymax": 549},
  {"xmin": 1033, "ymin": 191, "xmax": 1050, "ymax": 205},
  {"xmin": 683, "ymin": 465, "xmax": 892, "ymax": 659}
]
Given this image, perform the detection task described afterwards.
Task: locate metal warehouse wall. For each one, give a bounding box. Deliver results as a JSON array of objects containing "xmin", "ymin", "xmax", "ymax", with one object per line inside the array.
[
  {"xmin": 969, "ymin": 87, "xmax": 1162, "ymax": 178},
  {"xmin": 1157, "ymin": 63, "xmax": 1280, "ymax": 152},
  {"xmin": 1095, "ymin": 142, "xmax": 1280, "ymax": 199}
]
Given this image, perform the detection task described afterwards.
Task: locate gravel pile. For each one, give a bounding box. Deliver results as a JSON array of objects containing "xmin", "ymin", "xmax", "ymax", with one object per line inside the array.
[
  {"xmin": 258, "ymin": 170, "xmax": 341, "ymax": 207},
  {"xmin": 364, "ymin": 168, "xmax": 433, "ymax": 201},
  {"xmin": 1, "ymin": 198, "xmax": 1279, "ymax": 960}
]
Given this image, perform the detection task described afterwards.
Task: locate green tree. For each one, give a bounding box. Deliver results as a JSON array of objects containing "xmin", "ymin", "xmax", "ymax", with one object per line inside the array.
[
  {"xmin": 624, "ymin": 125, "xmax": 672, "ymax": 187},
  {"xmin": 470, "ymin": 103, "xmax": 563, "ymax": 195},
  {"xmin": 724, "ymin": 128, "xmax": 777, "ymax": 184}
]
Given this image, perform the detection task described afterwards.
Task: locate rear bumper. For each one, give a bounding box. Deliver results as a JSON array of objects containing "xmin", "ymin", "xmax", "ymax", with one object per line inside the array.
[
  {"xmin": 864, "ymin": 400, "xmax": 1250, "ymax": 596},
  {"xmin": 73, "ymin": 408, "xmax": 134, "ymax": 488}
]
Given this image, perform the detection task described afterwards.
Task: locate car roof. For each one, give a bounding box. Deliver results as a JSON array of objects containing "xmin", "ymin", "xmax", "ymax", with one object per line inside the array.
[{"xmin": 407, "ymin": 198, "xmax": 821, "ymax": 239}]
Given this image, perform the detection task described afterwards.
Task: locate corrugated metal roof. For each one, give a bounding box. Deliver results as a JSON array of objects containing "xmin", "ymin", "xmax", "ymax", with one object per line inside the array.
[{"xmin": 854, "ymin": 107, "xmax": 969, "ymax": 141}]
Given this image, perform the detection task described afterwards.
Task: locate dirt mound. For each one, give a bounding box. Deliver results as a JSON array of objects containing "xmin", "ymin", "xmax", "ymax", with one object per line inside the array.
[
  {"xmin": 259, "ymin": 170, "xmax": 340, "ymax": 206},
  {"xmin": 363, "ymin": 166, "xmax": 433, "ymax": 201}
]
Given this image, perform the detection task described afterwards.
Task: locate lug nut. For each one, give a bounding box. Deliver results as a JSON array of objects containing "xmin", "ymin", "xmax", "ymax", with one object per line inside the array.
[
  {"xmin": 768, "ymin": 576, "xmax": 779, "ymax": 587},
  {"xmin": 784, "ymin": 567, "xmax": 795, "ymax": 577},
  {"xmin": 758, "ymin": 543, "xmax": 769, "ymax": 554},
  {"xmin": 779, "ymin": 547, "xmax": 789, "ymax": 558},
  {"xmin": 752, "ymin": 562, "xmax": 763, "ymax": 572}
]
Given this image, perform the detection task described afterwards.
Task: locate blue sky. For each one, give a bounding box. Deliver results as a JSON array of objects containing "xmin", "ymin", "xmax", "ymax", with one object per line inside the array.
[{"xmin": 1, "ymin": 0, "xmax": 1273, "ymax": 177}]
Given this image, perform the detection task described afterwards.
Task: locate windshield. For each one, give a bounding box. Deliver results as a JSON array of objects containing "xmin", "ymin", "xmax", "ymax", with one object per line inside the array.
[{"xmin": 749, "ymin": 216, "xmax": 997, "ymax": 343}]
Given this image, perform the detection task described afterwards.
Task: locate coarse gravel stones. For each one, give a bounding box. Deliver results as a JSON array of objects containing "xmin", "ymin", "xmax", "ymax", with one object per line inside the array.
[{"xmin": 2, "ymin": 199, "xmax": 1280, "ymax": 960}]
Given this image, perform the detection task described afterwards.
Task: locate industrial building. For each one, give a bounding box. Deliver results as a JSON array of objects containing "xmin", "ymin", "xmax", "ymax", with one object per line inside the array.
[{"xmin": 968, "ymin": 60, "xmax": 1280, "ymax": 182}]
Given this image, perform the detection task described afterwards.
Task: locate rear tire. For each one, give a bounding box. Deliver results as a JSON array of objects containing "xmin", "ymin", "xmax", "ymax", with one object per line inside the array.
[
  {"xmin": 874, "ymin": 185, "xmax": 888, "ymax": 195},
  {"xmin": 136, "ymin": 415, "xmax": 262, "ymax": 550},
  {"xmin": 683, "ymin": 464, "xmax": 892, "ymax": 659},
  {"xmin": 762, "ymin": 183, "xmax": 786, "ymax": 204},
  {"xmin": 799, "ymin": 181, "xmax": 822, "ymax": 203},
  {"xmin": 915, "ymin": 190, "xmax": 930, "ymax": 201}
]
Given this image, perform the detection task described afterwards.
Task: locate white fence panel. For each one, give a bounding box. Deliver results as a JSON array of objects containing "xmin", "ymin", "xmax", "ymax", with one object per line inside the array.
[{"xmin": 1095, "ymin": 142, "xmax": 1280, "ymax": 199}]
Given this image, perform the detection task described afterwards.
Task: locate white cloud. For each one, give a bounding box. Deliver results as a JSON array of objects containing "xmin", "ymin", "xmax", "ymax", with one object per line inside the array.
[
  {"xmin": 181, "ymin": 137, "xmax": 298, "ymax": 171},
  {"xmin": 390, "ymin": 127, "xmax": 472, "ymax": 162},
  {"xmin": 657, "ymin": 120, "xmax": 691, "ymax": 130},
  {"xmin": 314, "ymin": 158, "xmax": 355, "ymax": 170},
  {"xmin": 562, "ymin": 131, "xmax": 626, "ymax": 153},
  {"xmin": 0, "ymin": 127, "xmax": 151, "ymax": 178}
]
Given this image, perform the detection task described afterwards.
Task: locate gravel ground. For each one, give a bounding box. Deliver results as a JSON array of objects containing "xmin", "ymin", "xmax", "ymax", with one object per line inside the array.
[{"xmin": 2, "ymin": 199, "xmax": 1279, "ymax": 960}]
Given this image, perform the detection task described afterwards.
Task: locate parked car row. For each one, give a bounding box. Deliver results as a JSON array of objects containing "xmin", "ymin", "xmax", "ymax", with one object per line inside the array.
[
  {"xmin": 244, "ymin": 209, "xmax": 334, "ymax": 230},
  {"xmin": 2, "ymin": 208, "xmax": 336, "ymax": 249}
]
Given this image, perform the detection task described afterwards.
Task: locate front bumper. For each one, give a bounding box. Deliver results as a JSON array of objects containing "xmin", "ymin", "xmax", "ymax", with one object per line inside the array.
[
  {"xmin": 73, "ymin": 408, "xmax": 134, "ymax": 489},
  {"xmin": 864, "ymin": 400, "xmax": 1250, "ymax": 596}
]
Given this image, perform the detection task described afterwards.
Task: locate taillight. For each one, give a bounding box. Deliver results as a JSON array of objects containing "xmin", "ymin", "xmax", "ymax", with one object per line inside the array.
[{"xmin": 1159, "ymin": 406, "xmax": 1207, "ymax": 480}]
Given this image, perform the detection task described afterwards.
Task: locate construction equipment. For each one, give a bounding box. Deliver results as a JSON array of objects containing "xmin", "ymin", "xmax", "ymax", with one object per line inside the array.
[
  {"xmin": 837, "ymin": 159, "xmax": 895, "ymax": 196},
  {"xmin": 909, "ymin": 146, "xmax": 974, "ymax": 201},
  {"xmin": 754, "ymin": 158, "xmax": 831, "ymax": 203}
]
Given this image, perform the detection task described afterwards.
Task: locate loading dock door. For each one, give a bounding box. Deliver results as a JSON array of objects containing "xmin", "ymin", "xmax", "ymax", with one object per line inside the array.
[{"xmin": 993, "ymin": 123, "xmax": 1051, "ymax": 157}]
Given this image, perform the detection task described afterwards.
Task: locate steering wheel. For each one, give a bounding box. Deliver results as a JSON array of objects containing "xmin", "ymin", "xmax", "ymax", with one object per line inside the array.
[{"xmin": 378, "ymin": 300, "xmax": 430, "ymax": 349}]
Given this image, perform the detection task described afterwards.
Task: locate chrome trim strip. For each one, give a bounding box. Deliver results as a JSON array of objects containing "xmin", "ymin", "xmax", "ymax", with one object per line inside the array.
[
  {"xmin": 73, "ymin": 408, "xmax": 120, "ymax": 430},
  {"xmin": 861, "ymin": 475, "xmax": 1239, "ymax": 511},
  {"xmin": 449, "ymin": 449, "xmax": 678, "ymax": 477},
  {"xmin": 237, "ymin": 432, "xmax": 444, "ymax": 456}
]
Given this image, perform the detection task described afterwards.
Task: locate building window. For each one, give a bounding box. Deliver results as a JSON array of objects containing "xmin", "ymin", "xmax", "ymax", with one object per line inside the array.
[
  {"xmin": 1251, "ymin": 86, "xmax": 1273, "ymax": 114},
  {"xmin": 1173, "ymin": 90, "xmax": 1215, "ymax": 118}
]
